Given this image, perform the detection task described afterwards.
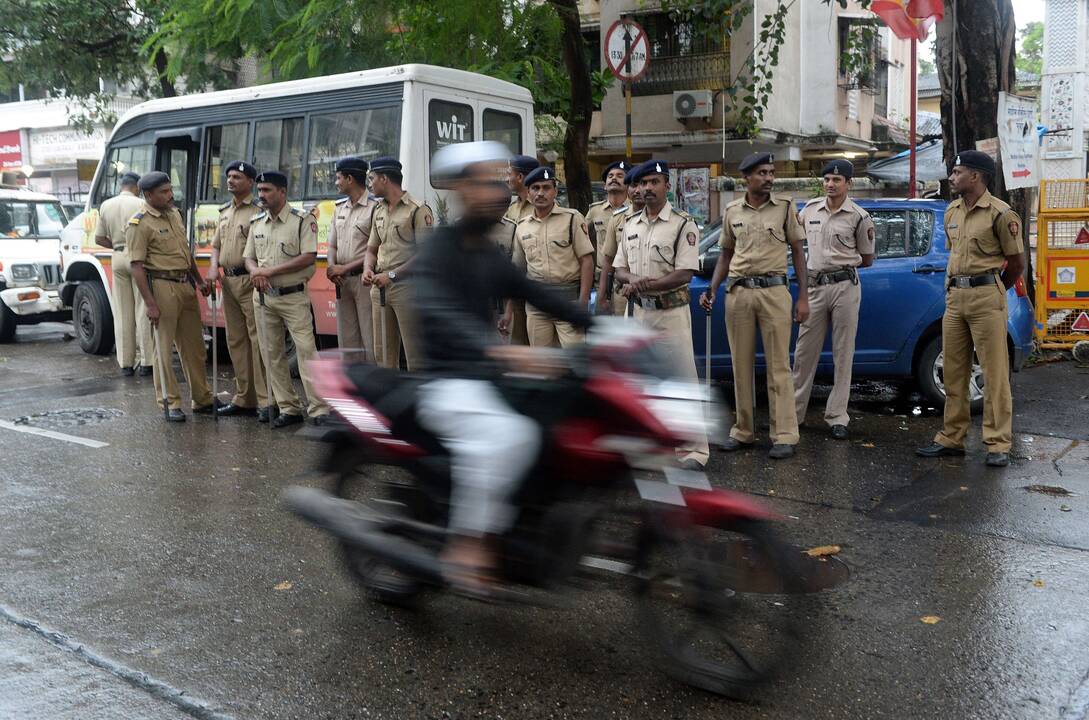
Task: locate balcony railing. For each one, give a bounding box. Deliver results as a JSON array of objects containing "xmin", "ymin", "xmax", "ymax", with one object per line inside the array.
[{"xmin": 631, "ymin": 52, "xmax": 730, "ymax": 96}]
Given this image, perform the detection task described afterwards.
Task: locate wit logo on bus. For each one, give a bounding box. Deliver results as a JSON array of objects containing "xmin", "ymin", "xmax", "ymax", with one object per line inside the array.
[{"xmin": 435, "ymin": 115, "xmax": 469, "ymax": 144}]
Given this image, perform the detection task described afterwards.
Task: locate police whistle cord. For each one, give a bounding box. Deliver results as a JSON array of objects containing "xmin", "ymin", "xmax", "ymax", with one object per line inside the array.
[
  {"xmin": 379, "ymin": 285, "xmax": 389, "ymax": 367},
  {"xmin": 211, "ymin": 280, "xmax": 218, "ymax": 423}
]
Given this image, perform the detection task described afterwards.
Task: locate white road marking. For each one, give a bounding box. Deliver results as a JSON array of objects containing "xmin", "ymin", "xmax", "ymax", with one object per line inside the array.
[
  {"xmin": 0, "ymin": 420, "xmax": 109, "ymax": 449},
  {"xmin": 580, "ymin": 556, "xmax": 634, "ymax": 575}
]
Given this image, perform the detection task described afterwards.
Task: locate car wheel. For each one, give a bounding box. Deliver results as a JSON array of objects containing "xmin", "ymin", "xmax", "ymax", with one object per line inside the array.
[
  {"xmin": 0, "ymin": 302, "xmax": 16, "ymax": 343},
  {"xmin": 916, "ymin": 335, "xmax": 984, "ymax": 415},
  {"xmin": 73, "ymin": 282, "xmax": 115, "ymax": 355}
]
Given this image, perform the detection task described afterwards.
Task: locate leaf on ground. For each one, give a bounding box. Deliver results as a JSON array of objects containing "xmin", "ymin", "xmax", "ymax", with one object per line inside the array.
[
  {"xmin": 1060, "ymin": 505, "xmax": 1072, "ymax": 512},
  {"xmin": 1033, "ymin": 579, "xmax": 1045, "ymax": 588},
  {"xmin": 959, "ymin": 486, "xmax": 969, "ymax": 491},
  {"xmin": 920, "ymin": 615, "xmax": 941, "ymax": 624},
  {"xmin": 804, "ymin": 545, "xmax": 841, "ymax": 557},
  {"xmin": 273, "ymin": 581, "xmax": 293, "ymax": 591},
  {"xmin": 861, "ymin": 442, "xmax": 875, "ymax": 448}
]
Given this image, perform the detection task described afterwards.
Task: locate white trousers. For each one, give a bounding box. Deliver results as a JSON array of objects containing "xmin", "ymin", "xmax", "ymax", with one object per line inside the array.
[{"xmin": 416, "ymin": 378, "xmax": 541, "ymax": 536}]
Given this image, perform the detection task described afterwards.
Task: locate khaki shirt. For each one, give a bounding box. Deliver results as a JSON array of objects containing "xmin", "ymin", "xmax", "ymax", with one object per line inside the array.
[
  {"xmin": 504, "ymin": 196, "xmax": 534, "ymax": 223},
  {"xmin": 328, "ymin": 194, "xmax": 376, "ymax": 265},
  {"xmin": 94, "ymin": 191, "xmax": 143, "ymax": 252},
  {"xmin": 586, "ymin": 199, "xmax": 627, "ymax": 254},
  {"xmin": 125, "ymin": 202, "xmax": 192, "ymax": 272},
  {"xmin": 799, "ymin": 197, "xmax": 876, "ymax": 272},
  {"xmin": 212, "ymin": 197, "xmax": 259, "ymax": 268},
  {"xmin": 243, "ymin": 205, "xmax": 318, "ymax": 287},
  {"xmin": 599, "ymin": 204, "xmax": 636, "ymax": 265},
  {"xmin": 613, "ymin": 202, "xmax": 699, "ymax": 293},
  {"xmin": 512, "ymin": 205, "xmax": 593, "ymax": 284},
  {"xmin": 720, "ymin": 193, "xmax": 805, "ymax": 277},
  {"xmin": 367, "ymin": 192, "xmax": 433, "ymax": 272},
  {"xmin": 489, "ymin": 217, "xmax": 518, "ymax": 260},
  {"xmin": 945, "ymin": 191, "xmax": 1024, "ymax": 277}
]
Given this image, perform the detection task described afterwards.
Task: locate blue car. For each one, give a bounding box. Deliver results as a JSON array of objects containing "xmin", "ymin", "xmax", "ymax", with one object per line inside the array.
[{"xmin": 689, "ymin": 199, "xmax": 1035, "ymax": 411}]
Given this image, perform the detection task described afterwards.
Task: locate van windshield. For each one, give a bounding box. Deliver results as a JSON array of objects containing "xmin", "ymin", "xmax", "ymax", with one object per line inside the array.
[{"xmin": 0, "ymin": 200, "xmax": 68, "ymax": 238}]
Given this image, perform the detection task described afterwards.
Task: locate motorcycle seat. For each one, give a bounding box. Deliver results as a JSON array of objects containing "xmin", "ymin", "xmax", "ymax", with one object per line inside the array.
[{"xmin": 344, "ymin": 363, "xmax": 445, "ymax": 455}]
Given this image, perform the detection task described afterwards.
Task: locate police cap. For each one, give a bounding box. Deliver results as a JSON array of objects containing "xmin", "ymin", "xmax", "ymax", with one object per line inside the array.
[
  {"xmin": 224, "ymin": 160, "xmax": 256, "ymax": 179},
  {"xmin": 509, "ymin": 155, "xmax": 540, "ymax": 175},
  {"xmin": 738, "ymin": 152, "xmax": 775, "ymax": 174},
  {"xmin": 522, "ymin": 166, "xmax": 557, "ymax": 187},
  {"xmin": 952, "ymin": 150, "xmax": 996, "ymax": 178},
  {"xmin": 335, "ymin": 156, "xmax": 369, "ymax": 177},
  {"xmin": 821, "ymin": 159, "xmax": 854, "ymax": 180},
  {"xmin": 629, "ymin": 159, "xmax": 669, "ymax": 184},
  {"xmin": 601, "ymin": 160, "xmax": 631, "ymax": 183},
  {"xmin": 137, "ymin": 171, "xmax": 170, "ymax": 192},
  {"xmin": 255, "ymin": 170, "xmax": 288, "ymax": 188},
  {"xmin": 370, "ymin": 156, "xmax": 402, "ymax": 175},
  {"xmin": 119, "ymin": 172, "xmax": 141, "ymax": 187}
]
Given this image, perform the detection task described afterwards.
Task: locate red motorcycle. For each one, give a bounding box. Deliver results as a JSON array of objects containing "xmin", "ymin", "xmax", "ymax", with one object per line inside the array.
[{"xmin": 284, "ymin": 321, "xmax": 807, "ymax": 699}]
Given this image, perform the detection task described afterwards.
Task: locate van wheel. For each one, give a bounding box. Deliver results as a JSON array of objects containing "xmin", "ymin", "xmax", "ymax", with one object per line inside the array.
[
  {"xmin": 73, "ymin": 282, "xmax": 115, "ymax": 355},
  {"xmin": 0, "ymin": 302, "xmax": 16, "ymax": 343},
  {"xmin": 915, "ymin": 336, "xmax": 984, "ymax": 415}
]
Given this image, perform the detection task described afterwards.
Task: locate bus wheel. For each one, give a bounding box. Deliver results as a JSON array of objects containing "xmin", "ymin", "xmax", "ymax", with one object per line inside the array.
[{"xmin": 73, "ymin": 282, "xmax": 115, "ymax": 355}]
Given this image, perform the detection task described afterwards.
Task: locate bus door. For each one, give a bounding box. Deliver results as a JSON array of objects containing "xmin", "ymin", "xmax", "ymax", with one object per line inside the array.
[{"xmin": 155, "ymin": 128, "xmax": 200, "ymax": 239}]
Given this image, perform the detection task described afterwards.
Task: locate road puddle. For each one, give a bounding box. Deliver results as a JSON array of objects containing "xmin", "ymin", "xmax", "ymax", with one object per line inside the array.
[
  {"xmin": 718, "ymin": 539, "xmax": 851, "ymax": 594},
  {"xmin": 1023, "ymin": 484, "xmax": 1074, "ymax": 496},
  {"xmin": 11, "ymin": 407, "xmax": 123, "ymax": 430}
]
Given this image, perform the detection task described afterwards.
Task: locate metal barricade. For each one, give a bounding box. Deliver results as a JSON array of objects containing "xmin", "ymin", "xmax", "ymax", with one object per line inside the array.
[{"xmin": 1035, "ymin": 179, "xmax": 1089, "ymax": 349}]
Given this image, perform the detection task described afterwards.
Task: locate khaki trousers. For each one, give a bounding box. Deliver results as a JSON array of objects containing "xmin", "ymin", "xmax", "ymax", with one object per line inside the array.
[
  {"xmin": 935, "ymin": 283, "xmax": 1012, "ymax": 453},
  {"xmin": 254, "ymin": 290, "xmax": 330, "ymax": 418},
  {"xmin": 792, "ymin": 279, "xmax": 861, "ymax": 427},
  {"xmin": 150, "ymin": 280, "xmax": 212, "ymax": 411},
  {"xmin": 370, "ymin": 282, "xmax": 422, "ymax": 370},
  {"xmin": 725, "ymin": 284, "xmax": 799, "ymax": 445},
  {"xmin": 526, "ymin": 285, "xmax": 585, "ymax": 348},
  {"xmin": 336, "ymin": 276, "xmax": 375, "ymax": 362},
  {"xmin": 633, "ymin": 304, "xmax": 711, "ymax": 465},
  {"xmin": 509, "ymin": 301, "xmax": 529, "ymax": 345},
  {"xmin": 112, "ymin": 252, "xmax": 153, "ymax": 369},
  {"xmin": 221, "ymin": 274, "xmax": 267, "ymax": 408}
]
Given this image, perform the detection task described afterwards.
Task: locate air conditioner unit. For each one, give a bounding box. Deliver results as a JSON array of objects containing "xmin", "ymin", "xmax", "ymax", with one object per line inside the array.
[{"xmin": 673, "ymin": 90, "xmax": 713, "ymax": 120}]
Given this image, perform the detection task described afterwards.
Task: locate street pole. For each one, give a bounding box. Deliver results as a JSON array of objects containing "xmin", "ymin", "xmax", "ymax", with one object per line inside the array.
[
  {"xmin": 909, "ymin": 36, "xmax": 918, "ymax": 199},
  {"xmin": 624, "ymin": 24, "xmax": 633, "ymax": 162}
]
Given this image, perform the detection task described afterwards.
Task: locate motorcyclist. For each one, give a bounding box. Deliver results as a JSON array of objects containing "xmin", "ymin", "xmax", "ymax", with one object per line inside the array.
[{"xmin": 414, "ymin": 141, "xmax": 592, "ymax": 598}]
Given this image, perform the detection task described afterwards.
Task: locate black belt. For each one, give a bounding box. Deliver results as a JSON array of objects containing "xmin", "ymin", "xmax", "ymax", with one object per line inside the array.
[
  {"xmin": 728, "ymin": 274, "xmax": 788, "ymax": 291},
  {"xmin": 266, "ymin": 283, "xmax": 306, "ymax": 297},
  {"xmin": 147, "ymin": 271, "xmax": 189, "ymax": 283},
  {"xmin": 812, "ymin": 268, "xmax": 858, "ymax": 286},
  {"xmin": 638, "ymin": 287, "xmax": 690, "ymax": 310},
  {"xmin": 223, "ymin": 265, "xmax": 248, "ymax": 277},
  {"xmin": 948, "ymin": 272, "xmax": 998, "ymax": 289}
]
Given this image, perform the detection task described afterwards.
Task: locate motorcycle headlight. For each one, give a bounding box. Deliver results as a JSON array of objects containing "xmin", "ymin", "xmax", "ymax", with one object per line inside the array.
[{"xmin": 10, "ymin": 264, "xmax": 38, "ymax": 283}]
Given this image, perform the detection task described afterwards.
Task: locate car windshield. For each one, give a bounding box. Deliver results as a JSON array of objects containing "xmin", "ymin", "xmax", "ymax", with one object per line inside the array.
[{"xmin": 0, "ymin": 200, "xmax": 68, "ymax": 238}]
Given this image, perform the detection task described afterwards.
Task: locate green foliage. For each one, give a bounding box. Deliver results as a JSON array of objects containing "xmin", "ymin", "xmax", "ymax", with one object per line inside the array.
[{"xmin": 1015, "ymin": 21, "xmax": 1043, "ymax": 77}]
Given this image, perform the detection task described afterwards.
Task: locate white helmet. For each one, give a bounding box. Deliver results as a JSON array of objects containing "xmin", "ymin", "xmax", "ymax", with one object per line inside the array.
[{"xmin": 430, "ymin": 141, "xmax": 512, "ymax": 188}]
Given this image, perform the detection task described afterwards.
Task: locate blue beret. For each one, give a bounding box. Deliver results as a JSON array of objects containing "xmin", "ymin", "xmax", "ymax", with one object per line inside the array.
[
  {"xmin": 370, "ymin": 156, "xmax": 401, "ymax": 174},
  {"xmin": 624, "ymin": 167, "xmax": 638, "ymax": 185},
  {"xmin": 119, "ymin": 172, "xmax": 141, "ymax": 186},
  {"xmin": 630, "ymin": 159, "xmax": 669, "ymax": 184},
  {"xmin": 821, "ymin": 159, "xmax": 854, "ymax": 180},
  {"xmin": 601, "ymin": 160, "xmax": 632, "ymax": 183},
  {"xmin": 255, "ymin": 170, "xmax": 288, "ymax": 188},
  {"xmin": 953, "ymin": 150, "xmax": 996, "ymax": 177},
  {"xmin": 522, "ymin": 166, "xmax": 557, "ymax": 187},
  {"xmin": 510, "ymin": 155, "xmax": 540, "ymax": 174},
  {"xmin": 335, "ymin": 156, "xmax": 369, "ymax": 175},
  {"xmin": 739, "ymin": 152, "xmax": 775, "ymax": 174},
  {"xmin": 224, "ymin": 160, "xmax": 256, "ymax": 179},
  {"xmin": 137, "ymin": 171, "xmax": 170, "ymax": 192}
]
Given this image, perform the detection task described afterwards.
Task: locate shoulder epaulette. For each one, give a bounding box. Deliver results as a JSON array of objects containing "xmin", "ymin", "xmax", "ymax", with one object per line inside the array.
[
  {"xmin": 674, "ymin": 207, "xmax": 695, "ymax": 221},
  {"xmin": 612, "ymin": 204, "xmax": 631, "ymax": 216},
  {"xmin": 289, "ymin": 206, "xmax": 304, "ymax": 217},
  {"xmin": 555, "ymin": 206, "xmax": 579, "ymax": 216},
  {"xmin": 726, "ymin": 198, "xmax": 744, "ymax": 209},
  {"xmin": 128, "ymin": 212, "xmax": 144, "ymax": 225},
  {"xmin": 803, "ymin": 197, "xmax": 823, "ymax": 207},
  {"xmin": 516, "ymin": 215, "xmax": 533, "ymax": 225},
  {"xmin": 588, "ymin": 200, "xmax": 606, "ymax": 209},
  {"xmin": 947, "ymin": 198, "xmax": 963, "ymax": 209},
  {"xmin": 219, "ymin": 201, "xmax": 232, "ymax": 211},
  {"xmin": 250, "ymin": 211, "xmax": 267, "ymax": 223},
  {"xmin": 499, "ymin": 216, "xmax": 517, "ymax": 227},
  {"xmin": 334, "ymin": 197, "xmax": 349, "ymax": 206}
]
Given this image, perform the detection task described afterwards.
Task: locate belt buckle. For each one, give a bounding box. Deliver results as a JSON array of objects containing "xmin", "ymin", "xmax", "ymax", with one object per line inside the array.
[{"xmin": 952, "ymin": 277, "xmax": 970, "ymax": 289}]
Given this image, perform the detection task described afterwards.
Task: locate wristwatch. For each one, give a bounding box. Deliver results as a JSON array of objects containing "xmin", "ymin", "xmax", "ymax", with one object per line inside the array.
[{"xmin": 387, "ymin": 271, "xmax": 397, "ymax": 282}]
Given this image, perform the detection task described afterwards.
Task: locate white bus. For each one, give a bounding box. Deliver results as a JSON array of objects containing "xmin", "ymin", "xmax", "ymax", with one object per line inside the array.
[{"xmin": 61, "ymin": 64, "xmax": 535, "ymax": 353}]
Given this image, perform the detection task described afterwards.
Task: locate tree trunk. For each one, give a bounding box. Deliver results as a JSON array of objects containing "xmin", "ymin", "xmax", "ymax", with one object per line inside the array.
[
  {"xmin": 550, "ymin": 0, "xmax": 593, "ymax": 215},
  {"xmin": 936, "ymin": 0, "xmax": 1034, "ymax": 296},
  {"xmin": 152, "ymin": 47, "xmax": 177, "ymax": 98}
]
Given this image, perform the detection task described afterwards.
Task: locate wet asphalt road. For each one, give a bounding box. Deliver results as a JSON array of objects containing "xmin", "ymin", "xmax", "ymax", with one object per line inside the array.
[{"xmin": 1, "ymin": 322, "xmax": 1088, "ymax": 720}]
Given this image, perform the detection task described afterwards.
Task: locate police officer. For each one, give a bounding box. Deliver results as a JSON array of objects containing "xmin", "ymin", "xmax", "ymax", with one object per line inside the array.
[
  {"xmin": 917, "ymin": 151, "xmax": 1025, "ymax": 467},
  {"xmin": 362, "ymin": 156, "xmax": 433, "ymax": 370},
  {"xmin": 614, "ymin": 160, "xmax": 709, "ymax": 470},
  {"xmin": 508, "ymin": 166, "xmax": 594, "ymax": 347},
  {"xmin": 596, "ymin": 169, "xmax": 645, "ymax": 315},
  {"xmin": 208, "ymin": 160, "xmax": 269, "ymax": 420},
  {"xmin": 700, "ymin": 152, "xmax": 808, "ymax": 459},
  {"xmin": 127, "ymin": 172, "xmax": 216, "ymax": 422},
  {"xmin": 94, "ymin": 172, "xmax": 152, "ymax": 376},
  {"xmin": 243, "ymin": 171, "xmax": 331, "ymax": 427},
  {"xmin": 792, "ymin": 160, "xmax": 875, "ymax": 440},
  {"xmin": 585, "ymin": 160, "xmax": 631, "ymax": 252},
  {"xmin": 326, "ymin": 156, "xmax": 376, "ymax": 361},
  {"xmin": 502, "ymin": 155, "xmax": 539, "ymax": 346}
]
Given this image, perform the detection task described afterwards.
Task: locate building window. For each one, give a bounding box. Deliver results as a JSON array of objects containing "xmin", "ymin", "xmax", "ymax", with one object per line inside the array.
[
  {"xmin": 583, "ymin": 28, "xmax": 601, "ymax": 75},
  {"xmin": 631, "ymin": 11, "xmax": 730, "ymax": 96},
  {"xmin": 838, "ymin": 18, "xmax": 879, "ymax": 91}
]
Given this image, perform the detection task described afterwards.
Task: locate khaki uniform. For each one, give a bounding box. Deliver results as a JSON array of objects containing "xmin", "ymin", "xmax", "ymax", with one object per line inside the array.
[
  {"xmin": 934, "ymin": 191, "xmax": 1023, "ymax": 453},
  {"xmin": 585, "ymin": 199, "xmax": 627, "ymax": 258},
  {"xmin": 125, "ymin": 203, "xmax": 212, "ymax": 412},
  {"xmin": 512, "ymin": 205, "xmax": 593, "ymax": 348},
  {"xmin": 329, "ymin": 194, "xmax": 376, "ymax": 360},
  {"xmin": 368, "ymin": 192, "xmax": 432, "ymax": 369},
  {"xmin": 212, "ymin": 197, "xmax": 267, "ymax": 409},
  {"xmin": 720, "ymin": 194, "xmax": 805, "ymax": 445},
  {"xmin": 244, "ymin": 206, "xmax": 329, "ymax": 418},
  {"xmin": 95, "ymin": 191, "xmax": 152, "ymax": 369},
  {"xmin": 503, "ymin": 196, "xmax": 534, "ymax": 345},
  {"xmin": 614, "ymin": 202, "xmax": 709, "ymax": 465},
  {"xmin": 599, "ymin": 203, "xmax": 635, "ymax": 315},
  {"xmin": 792, "ymin": 197, "xmax": 875, "ymax": 427}
]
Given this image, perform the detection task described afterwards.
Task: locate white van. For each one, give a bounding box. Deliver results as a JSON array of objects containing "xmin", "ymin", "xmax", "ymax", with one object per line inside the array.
[{"xmin": 0, "ymin": 187, "xmax": 70, "ymax": 342}]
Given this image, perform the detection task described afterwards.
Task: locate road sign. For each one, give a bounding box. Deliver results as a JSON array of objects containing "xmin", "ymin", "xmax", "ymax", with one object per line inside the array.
[
  {"xmin": 604, "ymin": 19, "xmax": 649, "ymax": 82},
  {"xmin": 1072, "ymin": 311, "xmax": 1089, "ymax": 332}
]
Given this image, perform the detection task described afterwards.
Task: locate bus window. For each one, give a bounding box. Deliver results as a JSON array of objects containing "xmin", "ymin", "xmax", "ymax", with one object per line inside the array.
[
  {"xmin": 95, "ymin": 145, "xmax": 154, "ymax": 205},
  {"xmin": 428, "ymin": 100, "xmax": 474, "ymax": 159},
  {"xmin": 306, "ymin": 107, "xmax": 401, "ymax": 198},
  {"xmin": 202, "ymin": 123, "xmax": 249, "ymax": 203},
  {"xmin": 254, "ymin": 118, "xmax": 305, "ymax": 197},
  {"xmin": 483, "ymin": 109, "xmax": 522, "ymax": 154}
]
